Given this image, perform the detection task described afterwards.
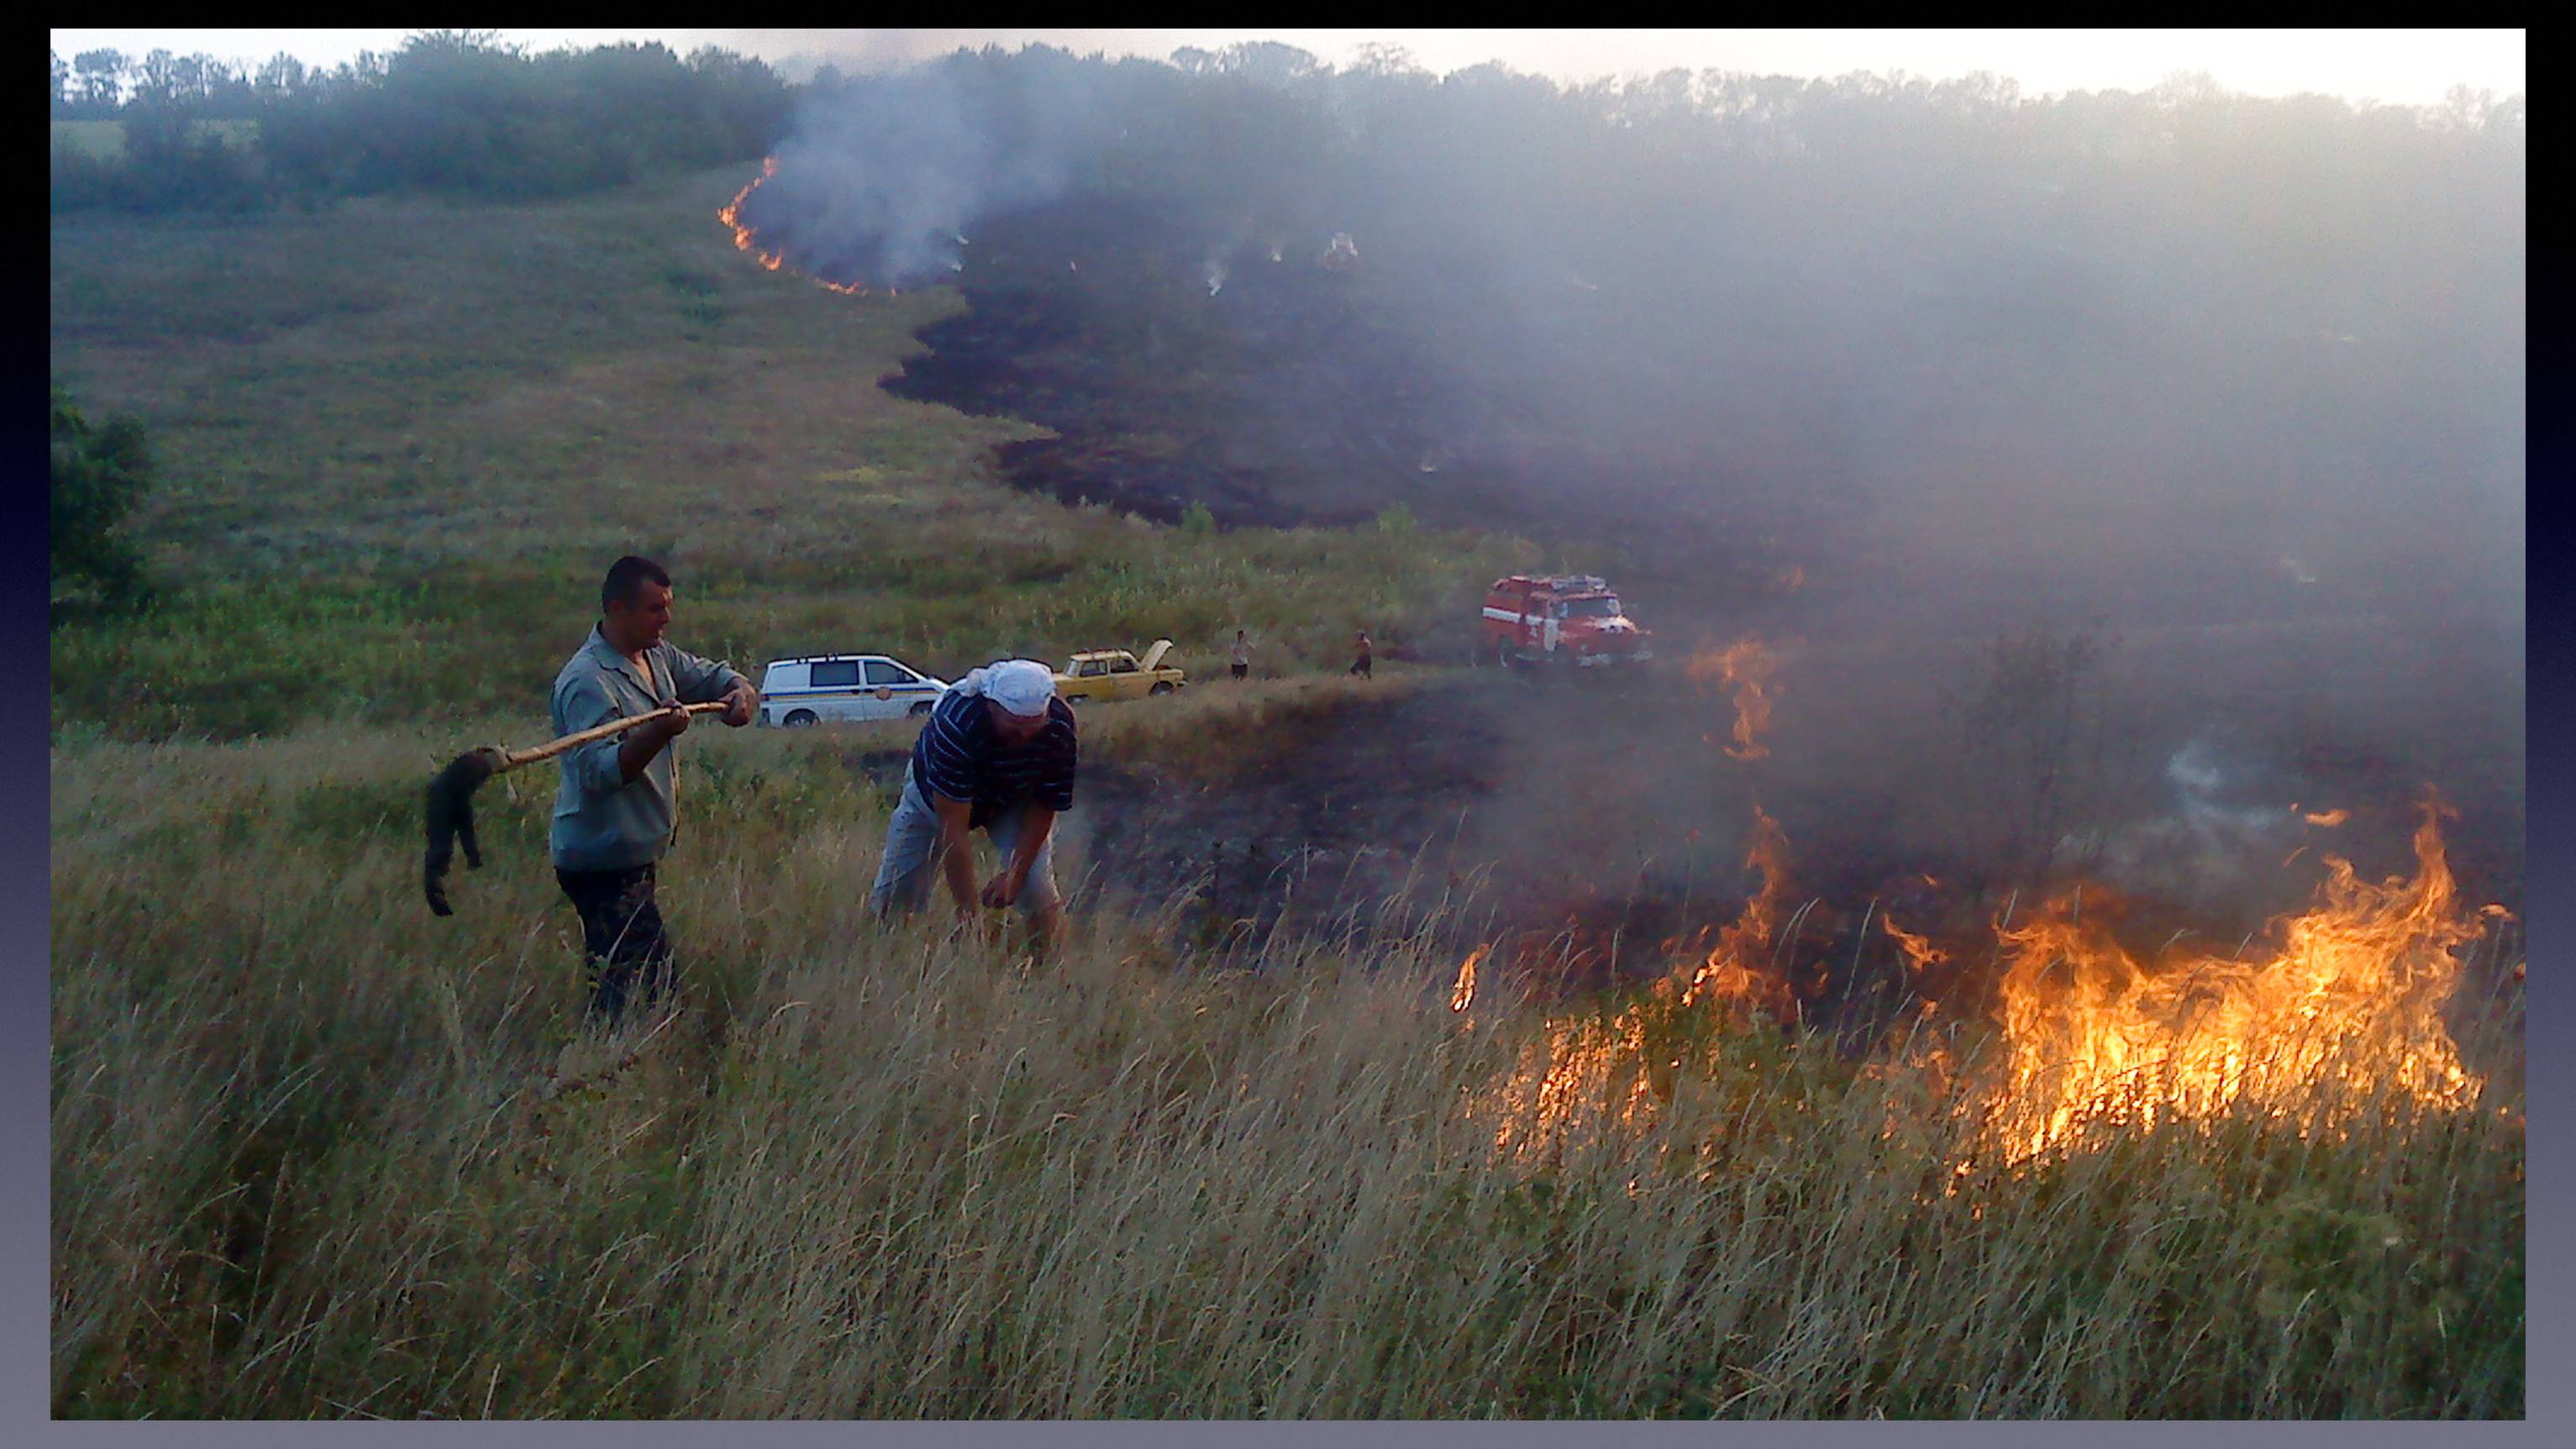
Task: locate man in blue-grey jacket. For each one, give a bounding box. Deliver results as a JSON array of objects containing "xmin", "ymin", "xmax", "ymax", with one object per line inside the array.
[{"xmin": 549, "ymin": 555, "xmax": 758, "ymax": 1026}]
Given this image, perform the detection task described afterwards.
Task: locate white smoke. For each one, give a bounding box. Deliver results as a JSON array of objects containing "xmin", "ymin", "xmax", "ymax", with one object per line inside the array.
[
  {"xmin": 741, "ymin": 52, "xmax": 1131, "ymax": 288},
  {"xmin": 2082, "ymin": 736, "xmax": 2298, "ymax": 916}
]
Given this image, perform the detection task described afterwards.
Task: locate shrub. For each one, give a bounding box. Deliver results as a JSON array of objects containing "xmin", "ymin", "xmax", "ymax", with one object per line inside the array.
[{"xmin": 49, "ymin": 385, "xmax": 155, "ymax": 620}]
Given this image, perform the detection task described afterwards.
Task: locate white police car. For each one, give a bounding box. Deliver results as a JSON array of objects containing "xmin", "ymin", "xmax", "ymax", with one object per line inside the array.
[{"xmin": 758, "ymin": 654, "xmax": 949, "ymax": 727}]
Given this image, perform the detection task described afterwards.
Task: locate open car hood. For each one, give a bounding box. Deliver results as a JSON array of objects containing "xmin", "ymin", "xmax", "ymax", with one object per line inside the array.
[{"xmin": 1140, "ymin": 638, "xmax": 1175, "ymax": 671}]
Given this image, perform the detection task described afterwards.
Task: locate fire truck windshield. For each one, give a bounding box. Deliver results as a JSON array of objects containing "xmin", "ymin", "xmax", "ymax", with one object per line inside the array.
[{"xmin": 1559, "ymin": 596, "xmax": 1621, "ymax": 618}]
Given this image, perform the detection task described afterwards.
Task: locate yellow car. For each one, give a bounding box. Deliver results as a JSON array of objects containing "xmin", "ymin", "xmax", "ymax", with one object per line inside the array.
[{"xmin": 1054, "ymin": 639, "xmax": 1185, "ymax": 704}]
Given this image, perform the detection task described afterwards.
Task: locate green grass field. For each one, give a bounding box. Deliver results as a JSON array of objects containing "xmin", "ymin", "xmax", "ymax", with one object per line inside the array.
[
  {"xmin": 47, "ymin": 171, "xmax": 2524, "ymax": 1418},
  {"xmin": 50, "ymin": 168, "xmax": 1526, "ymax": 740}
]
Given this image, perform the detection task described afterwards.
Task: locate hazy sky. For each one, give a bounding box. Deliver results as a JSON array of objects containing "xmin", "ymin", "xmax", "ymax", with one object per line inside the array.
[{"xmin": 50, "ymin": 28, "xmax": 2524, "ymax": 107}]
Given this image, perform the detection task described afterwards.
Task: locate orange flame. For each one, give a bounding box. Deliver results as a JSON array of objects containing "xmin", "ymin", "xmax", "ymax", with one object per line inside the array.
[
  {"xmin": 1982, "ymin": 799, "xmax": 2484, "ymax": 1159},
  {"xmin": 1476, "ymin": 804, "xmax": 1803, "ymax": 1157},
  {"xmin": 716, "ymin": 157, "xmax": 875, "ymax": 296},
  {"xmin": 1486, "ymin": 1008, "xmax": 1660, "ymax": 1156},
  {"xmin": 1883, "ymin": 915, "xmax": 1950, "ymax": 974},
  {"xmin": 2304, "ymin": 807, "xmax": 2351, "ymax": 827},
  {"xmin": 717, "ymin": 157, "xmax": 795, "ymax": 271},
  {"xmin": 1462, "ymin": 797, "xmax": 2505, "ymax": 1167},
  {"xmin": 1680, "ymin": 806, "xmax": 1796, "ymax": 1021},
  {"xmin": 1450, "ymin": 943, "xmax": 1489, "ymax": 1012},
  {"xmin": 1688, "ymin": 638, "xmax": 1779, "ymax": 760}
]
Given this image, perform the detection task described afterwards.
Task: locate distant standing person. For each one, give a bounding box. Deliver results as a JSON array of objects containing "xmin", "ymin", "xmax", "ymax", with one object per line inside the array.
[
  {"xmin": 1231, "ymin": 629, "xmax": 1250, "ymax": 680},
  {"xmin": 549, "ymin": 555, "xmax": 758, "ymax": 1027},
  {"xmin": 872, "ymin": 659, "xmax": 1077, "ymax": 951},
  {"xmin": 1349, "ymin": 628, "xmax": 1373, "ymax": 679}
]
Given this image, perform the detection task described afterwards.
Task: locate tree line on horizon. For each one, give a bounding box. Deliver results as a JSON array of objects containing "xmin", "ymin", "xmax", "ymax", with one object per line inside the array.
[
  {"xmin": 50, "ymin": 34, "xmax": 2526, "ymax": 601},
  {"xmin": 49, "ymin": 29, "xmax": 791, "ymax": 211},
  {"xmin": 50, "ymin": 32, "xmax": 2522, "ymax": 218}
]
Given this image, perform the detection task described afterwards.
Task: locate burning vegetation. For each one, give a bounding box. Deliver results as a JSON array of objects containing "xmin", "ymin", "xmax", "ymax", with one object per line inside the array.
[
  {"xmin": 716, "ymin": 158, "xmax": 785, "ymax": 271},
  {"xmin": 718, "ymin": 155, "xmax": 885, "ymax": 297},
  {"xmin": 1979, "ymin": 798, "xmax": 2493, "ymax": 1159},
  {"xmin": 1881, "ymin": 915, "xmax": 1949, "ymax": 976},
  {"xmin": 1687, "ymin": 638, "xmax": 1780, "ymax": 761},
  {"xmin": 1675, "ymin": 806, "xmax": 1798, "ymax": 1020},
  {"xmin": 1448, "ymin": 638, "xmax": 2512, "ymax": 1174},
  {"xmin": 1456, "ymin": 796, "xmax": 2507, "ymax": 1169}
]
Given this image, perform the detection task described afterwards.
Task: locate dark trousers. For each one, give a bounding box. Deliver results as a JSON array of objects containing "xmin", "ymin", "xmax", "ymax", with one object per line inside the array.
[
  {"xmin": 1349, "ymin": 655, "xmax": 1371, "ymax": 677},
  {"xmin": 1231, "ymin": 662, "xmax": 1249, "ymax": 680},
  {"xmin": 556, "ymin": 863, "xmax": 672, "ymax": 1026}
]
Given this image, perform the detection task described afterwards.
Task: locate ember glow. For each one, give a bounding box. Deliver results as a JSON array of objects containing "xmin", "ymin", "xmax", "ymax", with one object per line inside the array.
[
  {"xmin": 1688, "ymin": 638, "xmax": 1780, "ymax": 761},
  {"xmin": 1980, "ymin": 799, "xmax": 2487, "ymax": 1158}
]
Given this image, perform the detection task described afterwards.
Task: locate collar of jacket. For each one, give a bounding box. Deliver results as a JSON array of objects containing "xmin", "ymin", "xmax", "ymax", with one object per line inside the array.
[{"xmin": 585, "ymin": 624, "xmax": 670, "ymax": 701}]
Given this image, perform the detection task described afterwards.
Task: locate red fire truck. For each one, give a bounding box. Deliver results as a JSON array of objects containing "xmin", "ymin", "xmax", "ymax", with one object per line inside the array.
[{"xmin": 1479, "ymin": 574, "xmax": 1653, "ymax": 668}]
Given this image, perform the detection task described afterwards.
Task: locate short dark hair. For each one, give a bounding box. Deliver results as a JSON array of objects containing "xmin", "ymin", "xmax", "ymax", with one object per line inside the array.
[{"xmin": 601, "ymin": 555, "xmax": 671, "ymax": 613}]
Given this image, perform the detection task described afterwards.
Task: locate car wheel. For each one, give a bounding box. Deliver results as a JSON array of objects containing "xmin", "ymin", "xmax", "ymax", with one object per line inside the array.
[
  {"xmin": 1150, "ymin": 681, "xmax": 1176, "ymax": 696},
  {"xmin": 908, "ymin": 701, "xmax": 934, "ymax": 717},
  {"xmin": 783, "ymin": 709, "xmax": 819, "ymax": 728}
]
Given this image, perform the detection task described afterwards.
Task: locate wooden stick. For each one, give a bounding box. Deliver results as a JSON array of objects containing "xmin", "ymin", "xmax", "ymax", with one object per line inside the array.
[
  {"xmin": 500, "ymin": 701, "xmax": 728, "ymax": 771},
  {"xmin": 423, "ymin": 700, "xmax": 733, "ymax": 916}
]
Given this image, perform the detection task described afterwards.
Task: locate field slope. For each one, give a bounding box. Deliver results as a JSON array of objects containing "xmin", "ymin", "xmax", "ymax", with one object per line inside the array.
[
  {"xmin": 47, "ymin": 175, "xmax": 2522, "ymax": 1419},
  {"xmin": 49, "ymin": 169, "xmax": 1519, "ymax": 739}
]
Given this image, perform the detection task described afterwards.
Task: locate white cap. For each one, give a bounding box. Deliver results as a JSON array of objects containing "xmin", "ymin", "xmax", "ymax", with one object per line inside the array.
[{"xmin": 967, "ymin": 659, "xmax": 1056, "ymax": 717}]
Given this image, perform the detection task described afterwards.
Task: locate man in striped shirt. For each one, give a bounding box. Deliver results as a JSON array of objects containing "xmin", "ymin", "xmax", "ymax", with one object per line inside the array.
[{"xmin": 870, "ymin": 658, "xmax": 1077, "ymax": 948}]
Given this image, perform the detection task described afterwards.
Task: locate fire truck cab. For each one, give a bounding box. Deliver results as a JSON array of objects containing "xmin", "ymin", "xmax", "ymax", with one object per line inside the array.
[{"xmin": 1480, "ymin": 575, "xmax": 1653, "ymax": 668}]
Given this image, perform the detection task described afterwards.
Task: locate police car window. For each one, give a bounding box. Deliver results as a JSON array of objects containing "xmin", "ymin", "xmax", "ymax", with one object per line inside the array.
[
  {"xmin": 863, "ymin": 660, "xmax": 909, "ymax": 686},
  {"xmin": 810, "ymin": 660, "xmax": 860, "ymax": 688}
]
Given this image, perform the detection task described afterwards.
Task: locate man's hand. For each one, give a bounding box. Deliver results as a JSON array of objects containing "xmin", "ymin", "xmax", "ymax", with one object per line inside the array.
[
  {"xmin": 980, "ymin": 869, "xmax": 1025, "ymax": 910},
  {"xmin": 618, "ymin": 704, "xmax": 691, "ymax": 783},
  {"xmin": 932, "ymin": 794, "xmax": 979, "ymax": 917},
  {"xmin": 720, "ymin": 680, "xmax": 759, "ymax": 727}
]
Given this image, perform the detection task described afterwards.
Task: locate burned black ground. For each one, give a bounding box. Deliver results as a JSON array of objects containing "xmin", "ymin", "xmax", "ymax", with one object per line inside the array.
[{"xmin": 838, "ymin": 634, "xmax": 2521, "ymax": 1053}]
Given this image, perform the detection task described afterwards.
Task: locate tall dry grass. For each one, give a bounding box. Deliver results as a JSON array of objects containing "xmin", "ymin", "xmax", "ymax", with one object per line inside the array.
[{"xmin": 50, "ymin": 708, "xmax": 2523, "ymax": 1418}]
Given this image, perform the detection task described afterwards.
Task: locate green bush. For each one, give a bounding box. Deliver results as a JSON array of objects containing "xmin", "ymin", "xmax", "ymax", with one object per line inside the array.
[{"xmin": 48, "ymin": 385, "xmax": 155, "ymax": 620}]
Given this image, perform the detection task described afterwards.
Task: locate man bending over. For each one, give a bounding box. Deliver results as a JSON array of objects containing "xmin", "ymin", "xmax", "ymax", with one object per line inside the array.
[{"xmin": 870, "ymin": 659, "xmax": 1076, "ymax": 950}]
